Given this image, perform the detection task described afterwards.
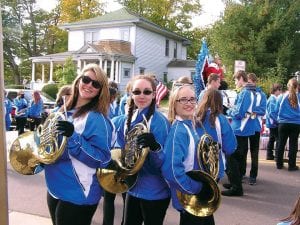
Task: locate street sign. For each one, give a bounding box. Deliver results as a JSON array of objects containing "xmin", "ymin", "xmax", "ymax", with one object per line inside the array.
[{"xmin": 234, "ymin": 60, "xmax": 246, "ymax": 73}]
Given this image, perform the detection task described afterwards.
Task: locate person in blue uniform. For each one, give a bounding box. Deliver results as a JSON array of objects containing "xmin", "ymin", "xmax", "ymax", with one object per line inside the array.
[
  {"xmin": 112, "ymin": 75, "xmax": 170, "ymax": 225},
  {"xmin": 4, "ymin": 90, "xmax": 13, "ymax": 131},
  {"xmin": 274, "ymin": 78, "xmax": 300, "ymax": 171},
  {"xmin": 195, "ymin": 89, "xmax": 237, "ymax": 182},
  {"xmin": 222, "ymin": 70, "xmax": 256, "ymax": 196},
  {"xmin": 265, "ymin": 83, "xmax": 282, "ymax": 160},
  {"xmin": 242, "ymin": 73, "xmax": 267, "ymax": 185},
  {"xmin": 13, "ymin": 90, "xmax": 28, "ymax": 135},
  {"xmin": 45, "ymin": 63, "xmax": 113, "ymax": 225},
  {"xmin": 162, "ymin": 84, "xmax": 214, "ymax": 225},
  {"xmin": 28, "ymin": 91, "xmax": 44, "ymax": 131}
]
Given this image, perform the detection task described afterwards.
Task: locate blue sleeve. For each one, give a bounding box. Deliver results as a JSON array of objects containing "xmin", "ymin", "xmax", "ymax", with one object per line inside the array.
[
  {"xmin": 227, "ymin": 91, "xmax": 250, "ymax": 119},
  {"xmin": 147, "ymin": 112, "xmax": 170, "ymax": 169},
  {"xmin": 274, "ymin": 95, "xmax": 283, "ymax": 121},
  {"xmin": 219, "ymin": 115, "xmax": 237, "ymax": 155},
  {"xmin": 268, "ymin": 96, "xmax": 277, "ymax": 121},
  {"xmin": 162, "ymin": 123, "xmax": 202, "ymax": 194},
  {"xmin": 112, "ymin": 115, "xmax": 126, "ymax": 148},
  {"xmin": 67, "ymin": 112, "xmax": 112, "ymax": 168}
]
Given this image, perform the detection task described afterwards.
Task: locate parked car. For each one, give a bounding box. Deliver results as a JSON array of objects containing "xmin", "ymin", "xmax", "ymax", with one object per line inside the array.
[{"xmin": 5, "ymin": 89, "xmax": 56, "ymax": 128}]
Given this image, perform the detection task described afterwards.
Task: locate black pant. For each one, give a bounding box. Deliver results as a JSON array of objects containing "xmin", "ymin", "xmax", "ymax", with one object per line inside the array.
[
  {"xmin": 102, "ymin": 191, "xmax": 126, "ymax": 225},
  {"xmin": 276, "ymin": 123, "xmax": 300, "ymax": 168},
  {"xmin": 15, "ymin": 117, "xmax": 27, "ymax": 135},
  {"xmin": 267, "ymin": 127, "xmax": 278, "ymax": 158},
  {"xmin": 180, "ymin": 210, "xmax": 215, "ymax": 225},
  {"xmin": 226, "ymin": 135, "xmax": 246, "ymax": 191},
  {"xmin": 28, "ymin": 117, "xmax": 42, "ymax": 131},
  {"xmin": 241, "ymin": 132, "xmax": 260, "ymax": 178},
  {"xmin": 123, "ymin": 195, "xmax": 170, "ymax": 225},
  {"xmin": 47, "ymin": 192, "xmax": 98, "ymax": 225}
]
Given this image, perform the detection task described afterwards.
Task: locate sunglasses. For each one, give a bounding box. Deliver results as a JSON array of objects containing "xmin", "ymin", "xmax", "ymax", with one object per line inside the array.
[
  {"xmin": 132, "ymin": 89, "xmax": 153, "ymax": 96},
  {"xmin": 81, "ymin": 76, "xmax": 101, "ymax": 89}
]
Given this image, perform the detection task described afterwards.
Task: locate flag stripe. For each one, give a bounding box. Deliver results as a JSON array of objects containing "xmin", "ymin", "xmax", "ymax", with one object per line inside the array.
[{"xmin": 156, "ymin": 81, "xmax": 168, "ymax": 106}]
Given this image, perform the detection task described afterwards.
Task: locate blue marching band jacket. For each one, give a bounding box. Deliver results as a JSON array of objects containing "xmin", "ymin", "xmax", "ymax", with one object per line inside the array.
[
  {"xmin": 112, "ymin": 107, "xmax": 171, "ymax": 200},
  {"xmin": 275, "ymin": 92, "xmax": 300, "ymax": 125}
]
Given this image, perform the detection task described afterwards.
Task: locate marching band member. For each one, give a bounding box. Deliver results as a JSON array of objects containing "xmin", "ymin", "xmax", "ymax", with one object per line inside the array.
[
  {"xmin": 13, "ymin": 90, "xmax": 28, "ymax": 135},
  {"xmin": 112, "ymin": 75, "xmax": 170, "ymax": 225},
  {"xmin": 195, "ymin": 89, "xmax": 237, "ymax": 182},
  {"xmin": 45, "ymin": 64, "xmax": 113, "ymax": 225},
  {"xmin": 162, "ymin": 84, "xmax": 214, "ymax": 225},
  {"xmin": 27, "ymin": 91, "xmax": 44, "ymax": 131},
  {"xmin": 245, "ymin": 73, "xmax": 267, "ymax": 185},
  {"xmin": 222, "ymin": 70, "xmax": 256, "ymax": 196},
  {"xmin": 275, "ymin": 78, "xmax": 300, "ymax": 171},
  {"xmin": 265, "ymin": 83, "xmax": 282, "ymax": 160}
]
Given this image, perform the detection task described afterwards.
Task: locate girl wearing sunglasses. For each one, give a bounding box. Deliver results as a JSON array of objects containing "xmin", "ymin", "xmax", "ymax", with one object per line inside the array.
[
  {"xmin": 44, "ymin": 63, "xmax": 113, "ymax": 225},
  {"xmin": 111, "ymin": 75, "xmax": 171, "ymax": 225}
]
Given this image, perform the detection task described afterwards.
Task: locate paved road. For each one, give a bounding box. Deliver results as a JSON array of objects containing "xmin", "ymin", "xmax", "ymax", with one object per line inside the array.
[{"xmin": 6, "ymin": 131, "xmax": 300, "ymax": 225}]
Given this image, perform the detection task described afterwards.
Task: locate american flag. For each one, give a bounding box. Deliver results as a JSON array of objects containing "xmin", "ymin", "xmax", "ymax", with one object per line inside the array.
[{"xmin": 156, "ymin": 81, "xmax": 168, "ymax": 106}]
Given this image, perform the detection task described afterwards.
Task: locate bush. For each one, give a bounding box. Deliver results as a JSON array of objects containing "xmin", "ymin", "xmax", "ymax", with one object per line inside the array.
[
  {"xmin": 5, "ymin": 84, "xmax": 29, "ymax": 89},
  {"xmin": 42, "ymin": 83, "xmax": 59, "ymax": 99}
]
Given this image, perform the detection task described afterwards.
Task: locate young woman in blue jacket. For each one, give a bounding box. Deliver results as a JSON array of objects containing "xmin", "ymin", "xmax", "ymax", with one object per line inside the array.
[
  {"xmin": 195, "ymin": 89, "xmax": 237, "ymax": 182},
  {"xmin": 45, "ymin": 63, "xmax": 113, "ymax": 225},
  {"xmin": 28, "ymin": 91, "xmax": 44, "ymax": 131},
  {"xmin": 162, "ymin": 84, "xmax": 215, "ymax": 225},
  {"xmin": 111, "ymin": 75, "xmax": 170, "ymax": 225},
  {"xmin": 275, "ymin": 78, "xmax": 300, "ymax": 171}
]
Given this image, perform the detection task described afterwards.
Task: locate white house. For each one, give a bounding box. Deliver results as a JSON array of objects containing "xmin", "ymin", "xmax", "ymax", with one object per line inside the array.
[{"xmin": 30, "ymin": 8, "xmax": 196, "ymax": 90}]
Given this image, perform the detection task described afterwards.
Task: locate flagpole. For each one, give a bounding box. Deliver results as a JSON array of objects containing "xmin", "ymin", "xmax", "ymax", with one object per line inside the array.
[{"xmin": 0, "ymin": 5, "xmax": 9, "ymax": 225}]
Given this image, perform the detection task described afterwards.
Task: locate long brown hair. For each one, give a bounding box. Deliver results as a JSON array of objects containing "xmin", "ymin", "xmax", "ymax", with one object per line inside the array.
[
  {"xmin": 287, "ymin": 78, "xmax": 299, "ymax": 109},
  {"xmin": 195, "ymin": 89, "xmax": 223, "ymax": 127},
  {"xmin": 65, "ymin": 63, "xmax": 110, "ymax": 118},
  {"xmin": 32, "ymin": 91, "xmax": 41, "ymax": 104},
  {"xmin": 280, "ymin": 194, "xmax": 300, "ymax": 225},
  {"xmin": 125, "ymin": 75, "xmax": 157, "ymax": 132}
]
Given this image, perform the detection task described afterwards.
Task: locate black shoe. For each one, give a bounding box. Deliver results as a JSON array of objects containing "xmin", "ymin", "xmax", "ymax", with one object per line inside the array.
[
  {"xmin": 277, "ymin": 164, "xmax": 283, "ymax": 169},
  {"xmin": 288, "ymin": 166, "xmax": 299, "ymax": 171},
  {"xmin": 266, "ymin": 156, "xmax": 274, "ymax": 160},
  {"xmin": 249, "ymin": 177, "xmax": 256, "ymax": 185},
  {"xmin": 221, "ymin": 188, "xmax": 243, "ymax": 197},
  {"xmin": 222, "ymin": 183, "xmax": 232, "ymax": 189}
]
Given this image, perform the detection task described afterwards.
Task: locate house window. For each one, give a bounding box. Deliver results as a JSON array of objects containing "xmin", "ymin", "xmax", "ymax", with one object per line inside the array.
[
  {"xmin": 85, "ymin": 31, "xmax": 98, "ymax": 44},
  {"xmin": 139, "ymin": 67, "xmax": 145, "ymax": 75},
  {"xmin": 165, "ymin": 39, "xmax": 169, "ymax": 56},
  {"xmin": 123, "ymin": 68, "xmax": 131, "ymax": 78},
  {"xmin": 174, "ymin": 42, "xmax": 177, "ymax": 58},
  {"xmin": 120, "ymin": 28, "xmax": 129, "ymax": 41}
]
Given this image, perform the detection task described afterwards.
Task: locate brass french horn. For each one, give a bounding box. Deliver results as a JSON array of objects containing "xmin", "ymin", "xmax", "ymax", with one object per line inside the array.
[
  {"xmin": 97, "ymin": 120, "xmax": 150, "ymax": 193},
  {"xmin": 9, "ymin": 112, "xmax": 67, "ymax": 175},
  {"xmin": 177, "ymin": 133, "xmax": 221, "ymax": 217}
]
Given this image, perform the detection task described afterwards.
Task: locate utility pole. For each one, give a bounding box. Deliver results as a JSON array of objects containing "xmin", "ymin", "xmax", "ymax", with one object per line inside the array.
[{"xmin": 0, "ymin": 6, "xmax": 9, "ymax": 225}]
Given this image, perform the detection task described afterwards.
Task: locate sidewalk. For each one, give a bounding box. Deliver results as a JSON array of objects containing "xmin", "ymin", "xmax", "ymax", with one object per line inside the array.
[{"xmin": 9, "ymin": 211, "xmax": 52, "ymax": 225}]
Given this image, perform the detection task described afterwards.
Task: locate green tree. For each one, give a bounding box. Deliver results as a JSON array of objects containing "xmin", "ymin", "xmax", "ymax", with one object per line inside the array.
[
  {"xmin": 209, "ymin": 0, "xmax": 300, "ymax": 83},
  {"xmin": 55, "ymin": 57, "xmax": 77, "ymax": 86}
]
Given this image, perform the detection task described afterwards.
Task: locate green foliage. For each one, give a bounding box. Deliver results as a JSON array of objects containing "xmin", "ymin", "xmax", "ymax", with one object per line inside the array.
[
  {"xmin": 42, "ymin": 84, "xmax": 59, "ymax": 99},
  {"xmin": 55, "ymin": 57, "xmax": 77, "ymax": 86},
  {"xmin": 208, "ymin": 0, "xmax": 300, "ymax": 84}
]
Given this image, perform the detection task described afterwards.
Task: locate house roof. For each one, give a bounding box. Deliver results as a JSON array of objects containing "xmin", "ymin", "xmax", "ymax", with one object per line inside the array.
[
  {"xmin": 30, "ymin": 40, "xmax": 135, "ymax": 63},
  {"xmin": 59, "ymin": 8, "xmax": 190, "ymax": 45},
  {"xmin": 167, "ymin": 59, "xmax": 196, "ymax": 68}
]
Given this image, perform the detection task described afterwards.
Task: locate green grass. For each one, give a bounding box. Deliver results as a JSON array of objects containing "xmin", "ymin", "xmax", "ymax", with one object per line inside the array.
[{"xmin": 160, "ymin": 99, "xmax": 169, "ymax": 108}]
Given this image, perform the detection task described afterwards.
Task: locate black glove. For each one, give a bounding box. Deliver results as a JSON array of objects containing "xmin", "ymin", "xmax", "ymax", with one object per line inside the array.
[
  {"xmin": 198, "ymin": 182, "xmax": 214, "ymax": 202},
  {"xmin": 136, "ymin": 133, "xmax": 160, "ymax": 152},
  {"xmin": 56, "ymin": 120, "xmax": 74, "ymax": 137}
]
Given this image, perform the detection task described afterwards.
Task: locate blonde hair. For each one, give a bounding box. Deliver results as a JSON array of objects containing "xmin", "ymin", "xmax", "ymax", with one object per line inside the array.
[{"xmin": 167, "ymin": 84, "xmax": 195, "ymax": 123}]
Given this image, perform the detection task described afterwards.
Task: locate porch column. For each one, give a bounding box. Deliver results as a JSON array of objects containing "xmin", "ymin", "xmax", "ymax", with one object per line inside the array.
[
  {"xmin": 49, "ymin": 61, "xmax": 54, "ymax": 83},
  {"xmin": 41, "ymin": 64, "xmax": 45, "ymax": 83},
  {"xmin": 77, "ymin": 60, "xmax": 81, "ymax": 75},
  {"xmin": 104, "ymin": 60, "xmax": 107, "ymax": 75},
  {"xmin": 99, "ymin": 57, "xmax": 103, "ymax": 69},
  {"xmin": 31, "ymin": 62, "xmax": 35, "ymax": 82},
  {"xmin": 110, "ymin": 58, "xmax": 115, "ymax": 80},
  {"xmin": 115, "ymin": 60, "xmax": 119, "ymax": 83}
]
